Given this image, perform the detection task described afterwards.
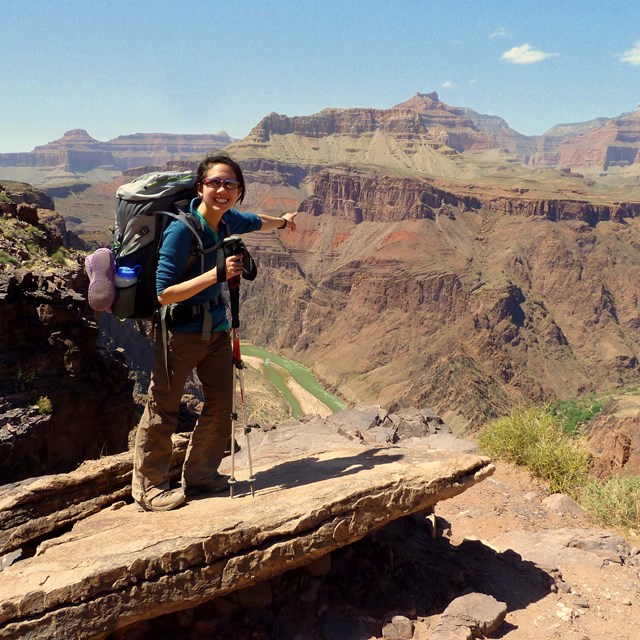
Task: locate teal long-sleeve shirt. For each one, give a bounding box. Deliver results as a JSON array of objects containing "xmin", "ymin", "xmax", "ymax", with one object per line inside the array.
[{"xmin": 156, "ymin": 199, "xmax": 262, "ymax": 332}]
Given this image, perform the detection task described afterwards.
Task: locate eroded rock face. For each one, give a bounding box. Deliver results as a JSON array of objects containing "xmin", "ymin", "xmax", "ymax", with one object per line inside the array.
[
  {"xmin": 0, "ymin": 129, "xmax": 235, "ymax": 173},
  {"xmin": 0, "ymin": 184, "xmax": 135, "ymax": 484},
  {"xmin": 528, "ymin": 111, "xmax": 640, "ymax": 170},
  {"xmin": 0, "ymin": 270, "xmax": 135, "ymax": 484},
  {"xmin": 587, "ymin": 413, "xmax": 640, "ymax": 479},
  {"xmin": 298, "ymin": 169, "xmax": 475, "ymax": 223},
  {"xmin": 238, "ymin": 168, "xmax": 640, "ymax": 429}
]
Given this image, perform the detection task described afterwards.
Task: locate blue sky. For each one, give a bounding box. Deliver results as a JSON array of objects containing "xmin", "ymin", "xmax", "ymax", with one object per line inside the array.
[{"xmin": 0, "ymin": 0, "xmax": 638, "ymax": 152}]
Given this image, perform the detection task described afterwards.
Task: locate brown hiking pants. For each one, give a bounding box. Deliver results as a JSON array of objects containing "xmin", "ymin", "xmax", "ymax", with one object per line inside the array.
[{"xmin": 132, "ymin": 329, "xmax": 233, "ymax": 502}]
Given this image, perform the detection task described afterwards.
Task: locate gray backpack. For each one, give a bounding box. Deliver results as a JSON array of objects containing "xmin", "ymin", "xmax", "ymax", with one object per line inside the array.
[{"xmin": 113, "ymin": 171, "xmax": 204, "ymax": 319}]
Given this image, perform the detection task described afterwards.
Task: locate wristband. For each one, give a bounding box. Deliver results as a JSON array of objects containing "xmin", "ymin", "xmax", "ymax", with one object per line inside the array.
[{"xmin": 278, "ymin": 217, "xmax": 287, "ymax": 230}]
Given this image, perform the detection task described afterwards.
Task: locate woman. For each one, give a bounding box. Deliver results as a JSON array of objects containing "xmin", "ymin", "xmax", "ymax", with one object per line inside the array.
[{"xmin": 132, "ymin": 154, "xmax": 297, "ymax": 512}]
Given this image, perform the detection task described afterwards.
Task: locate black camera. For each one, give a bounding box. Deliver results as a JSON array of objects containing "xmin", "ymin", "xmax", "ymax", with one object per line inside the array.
[{"xmin": 222, "ymin": 235, "xmax": 257, "ymax": 281}]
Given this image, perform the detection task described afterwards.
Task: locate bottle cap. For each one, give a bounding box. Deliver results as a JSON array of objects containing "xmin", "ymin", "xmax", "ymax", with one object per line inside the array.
[{"xmin": 116, "ymin": 265, "xmax": 141, "ymax": 279}]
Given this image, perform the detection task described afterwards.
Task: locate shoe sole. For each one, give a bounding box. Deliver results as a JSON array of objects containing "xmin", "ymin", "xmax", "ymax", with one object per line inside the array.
[{"xmin": 85, "ymin": 248, "xmax": 116, "ymax": 312}]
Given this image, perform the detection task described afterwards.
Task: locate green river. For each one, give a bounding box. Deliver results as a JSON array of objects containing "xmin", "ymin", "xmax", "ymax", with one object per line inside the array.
[{"xmin": 241, "ymin": 344, "xmax": 346, "ymax": 418}]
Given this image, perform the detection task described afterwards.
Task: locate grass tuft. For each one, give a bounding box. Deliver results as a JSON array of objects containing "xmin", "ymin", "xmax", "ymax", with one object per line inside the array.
[
  {"xmin": 581, "ymin": 475, "xmax": 640, "ymax": 530},
  {"xmin": 478, "ymin": 404, "xmax": 590, "ymax": 495}
]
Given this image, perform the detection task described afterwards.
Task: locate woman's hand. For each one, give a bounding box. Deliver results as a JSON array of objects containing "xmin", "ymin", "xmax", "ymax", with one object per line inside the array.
[
  {"xmin": 258, "ymin": 211, "xmax": 299, "ymax": 232},
  {"xmin": 224, "ymin": 253, "xmax": 244, "ymax": 280},
  {"xmin": 279, "ymin": 211, "xmax": 298, "ymax": 231},
  {"xmin": 159, "ymin": 253, "xmax": 245, "ymax": 306}
]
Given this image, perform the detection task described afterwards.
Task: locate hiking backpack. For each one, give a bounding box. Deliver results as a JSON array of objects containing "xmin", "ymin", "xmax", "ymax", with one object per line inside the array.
[
  {"xmin": 111, "ymin": 170, "xmax": 204, "ymax": 320},
  {"xmin": 86, "ymin": 169, "xmax": 257, "ymax": 326}
]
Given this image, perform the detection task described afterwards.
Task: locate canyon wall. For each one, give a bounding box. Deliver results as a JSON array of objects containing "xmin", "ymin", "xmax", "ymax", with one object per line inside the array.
[
  {"xmin": 0, "ymin": 183, "xmax": 135, "ymax": 483},
  {"xmin": 237, "ymin": 168, "xmax": 640, "ymax": 430}
]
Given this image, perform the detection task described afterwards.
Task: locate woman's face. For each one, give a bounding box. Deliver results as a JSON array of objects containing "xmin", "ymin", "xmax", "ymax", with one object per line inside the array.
[{"xmin": 198, "ymin": 163, "xmax": 243, "ymax": 216}]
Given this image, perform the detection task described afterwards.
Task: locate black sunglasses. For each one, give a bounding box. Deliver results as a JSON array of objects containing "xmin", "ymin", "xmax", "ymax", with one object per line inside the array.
[{"xmin": 202, "ymin": 177, "xmax": 241, "ymax": 191}]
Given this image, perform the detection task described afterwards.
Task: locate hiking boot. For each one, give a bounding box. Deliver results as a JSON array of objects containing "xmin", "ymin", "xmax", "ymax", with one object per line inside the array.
[
  {"xmin": 85, "ymin": 247, "xmax": 116, "ymax": 312},
  {"xmin": 136, "ymin": 488, "xmax": 186, "ymax": 512},
  {"xmin": 184, "ymin": 474, "xmax": 230, "ymax": 496}
]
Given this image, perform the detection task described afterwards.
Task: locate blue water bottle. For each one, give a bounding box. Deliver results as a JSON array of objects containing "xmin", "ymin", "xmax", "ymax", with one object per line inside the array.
[{"xmin": 112, "ymin": 265, "xmax": 141, "ymax": 318}]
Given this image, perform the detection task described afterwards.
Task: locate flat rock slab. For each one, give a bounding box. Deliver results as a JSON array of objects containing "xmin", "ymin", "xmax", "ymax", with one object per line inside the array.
[{"xmin": 0, "ymin": 445, "xmax": 493, "ymax": 640}]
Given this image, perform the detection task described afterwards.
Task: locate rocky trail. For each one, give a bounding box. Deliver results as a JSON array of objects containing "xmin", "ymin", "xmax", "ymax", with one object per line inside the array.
[{"xmin": 432, "ymin": 461, "xmax": 640, "ymax": 640}]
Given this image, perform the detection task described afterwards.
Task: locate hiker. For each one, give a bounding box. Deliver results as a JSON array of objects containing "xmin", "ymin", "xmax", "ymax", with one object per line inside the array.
[{"xmin": 132, "ymin": 154, "xmax": 297, "ymax": 512}]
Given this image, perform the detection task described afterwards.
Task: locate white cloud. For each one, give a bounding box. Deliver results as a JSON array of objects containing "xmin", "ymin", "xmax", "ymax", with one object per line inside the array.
[
  {"xmin": 490, "ymin": 27, "xmax": 508, "ymax": 39},
  {"xmin": 442, "ymin": 81, "xmax": 455, "ymax": 88},
  {"xmin": 501, "ymin": 43, "xmax": 558, "ymax": 64},
  {"xmin": 620, "ymin": 41, "xmax": 640, "ymax": 65}
]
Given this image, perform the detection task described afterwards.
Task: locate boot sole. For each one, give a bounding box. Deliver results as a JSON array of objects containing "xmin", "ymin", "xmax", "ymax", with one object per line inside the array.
[{"xmin": 135, "ymin": 494, "xmax": 186, "ymax": 512}]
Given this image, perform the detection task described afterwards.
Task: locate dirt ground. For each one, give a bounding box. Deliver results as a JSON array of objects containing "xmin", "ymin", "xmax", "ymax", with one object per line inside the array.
[
  {"xmin": 238, "ymin": 364, "xmax": 640, "ymax": 639},
  {"xmin": 427, "ymin": 461, "xmax": 640, "ymax": 640}
]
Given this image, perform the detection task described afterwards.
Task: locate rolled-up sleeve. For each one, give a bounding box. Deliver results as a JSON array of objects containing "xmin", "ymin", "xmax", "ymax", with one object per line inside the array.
[{"xmin": 223, "ymin": 209, "xmax": 263, "ymax": 234}]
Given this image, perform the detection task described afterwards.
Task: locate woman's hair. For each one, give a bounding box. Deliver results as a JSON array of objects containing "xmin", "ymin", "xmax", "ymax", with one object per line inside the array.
[{"xmin": 196, "ymin": 154, "xmax": 246, "ymax": 204}]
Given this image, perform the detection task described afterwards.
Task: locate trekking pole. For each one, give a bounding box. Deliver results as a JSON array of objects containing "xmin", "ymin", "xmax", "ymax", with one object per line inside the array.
[
  {"xmin": 232, "ymin": 329, "xmax": 256, "ymax": 497},
  {"xmin": 229, "ymin": 350, "xmax": 238, "ymax": 499},
  {"xmin": 228, "ymin": 271, "xmax": 256, "ymax": 498}
]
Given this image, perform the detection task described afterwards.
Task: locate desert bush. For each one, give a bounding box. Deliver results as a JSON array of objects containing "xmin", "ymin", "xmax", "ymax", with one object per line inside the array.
[
  {"xmin": 478, "ymin": 404, "xmax": 590, "ymax": 495},
  {"xmin": 581, "ymin": 475, "xmax": 640, "ymax": 529},
  {"xmin": 16, "ymin": 366, "xmax": 36, "ymax": 385},
  {"xmin": 50, "ymin": 248, "xmax": 67, "ymax": 265}
]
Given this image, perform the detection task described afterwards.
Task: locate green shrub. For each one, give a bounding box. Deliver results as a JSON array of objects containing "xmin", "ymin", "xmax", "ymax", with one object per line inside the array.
[
  {"xmin": 551, "ymin": 396, "xmax": 604, "ymax": 434},
  {"xmin": 36, "ymin": 396, "xmax": 52, "ymax": 415},
  {"xmin": 25, "ymin": 241, "xmax": 39, "ymax": 257},
  {"xmin": 581, "ymin": 475, "xmax": 640, "ymax": 529},
  {"xmin": 26, "ymin": 225, "xmax": 44, "ymax": 241},
  {"xmin": 16, "ymin": 366, "xmax": 36, "ymax": 385},
  {"xmin": 50, "ymin": 248, "xmax": 67, "ymax": 265},
  {"xmin": 0, "ymin": 249, "xmax": 19, "ymax": 266},
  {"xmin": 478, "ymin": 404, "xmax": 590, "ymax": 495}
]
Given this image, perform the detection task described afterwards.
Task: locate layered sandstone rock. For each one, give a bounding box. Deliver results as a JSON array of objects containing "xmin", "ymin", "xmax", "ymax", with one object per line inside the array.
[
  {"xmin": 0, "ymin": 430, "xmax": 493, "ymax": 640},
  {"xmin": 0, "ymin": 129, "xmax": 116, "ymax": 173},
  {"xmin": 528, "ymin": 110, "xmax": 640, "ymax": 170},
  {"xmin": 0, "ymin": 129, "xmax": 235, "ymax": 174}
]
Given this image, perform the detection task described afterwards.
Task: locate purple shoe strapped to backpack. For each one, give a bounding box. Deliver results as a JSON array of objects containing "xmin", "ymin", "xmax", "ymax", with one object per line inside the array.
[{"xmin": 85, "ymin": 247, "xmax": 116, "ymax": 312}]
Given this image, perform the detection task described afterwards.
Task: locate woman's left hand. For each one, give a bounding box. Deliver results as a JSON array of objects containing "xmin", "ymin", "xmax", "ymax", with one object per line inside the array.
[{"xmin": 280, "ymin": 211, "xmax": 298, "ymax": 231}]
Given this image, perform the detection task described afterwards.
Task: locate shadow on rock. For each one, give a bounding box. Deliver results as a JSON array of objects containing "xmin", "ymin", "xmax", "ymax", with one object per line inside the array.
[
  {"xmin": 110, "ymin": 513, "xmax": 555, "ymax": 640},
  {"xmin": 253, "ymin": 449, "xmax": 404, "ymax": 492}
]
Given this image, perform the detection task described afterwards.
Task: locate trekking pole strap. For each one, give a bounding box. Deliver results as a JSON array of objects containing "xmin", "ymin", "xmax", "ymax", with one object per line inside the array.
[
  {"xmin": 228, "ymin": 276, "xmax": 241, "ymax": 329},
  {"xmin": 216, "ymin": 246, "xmax": 227, "ymax": 284}
]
